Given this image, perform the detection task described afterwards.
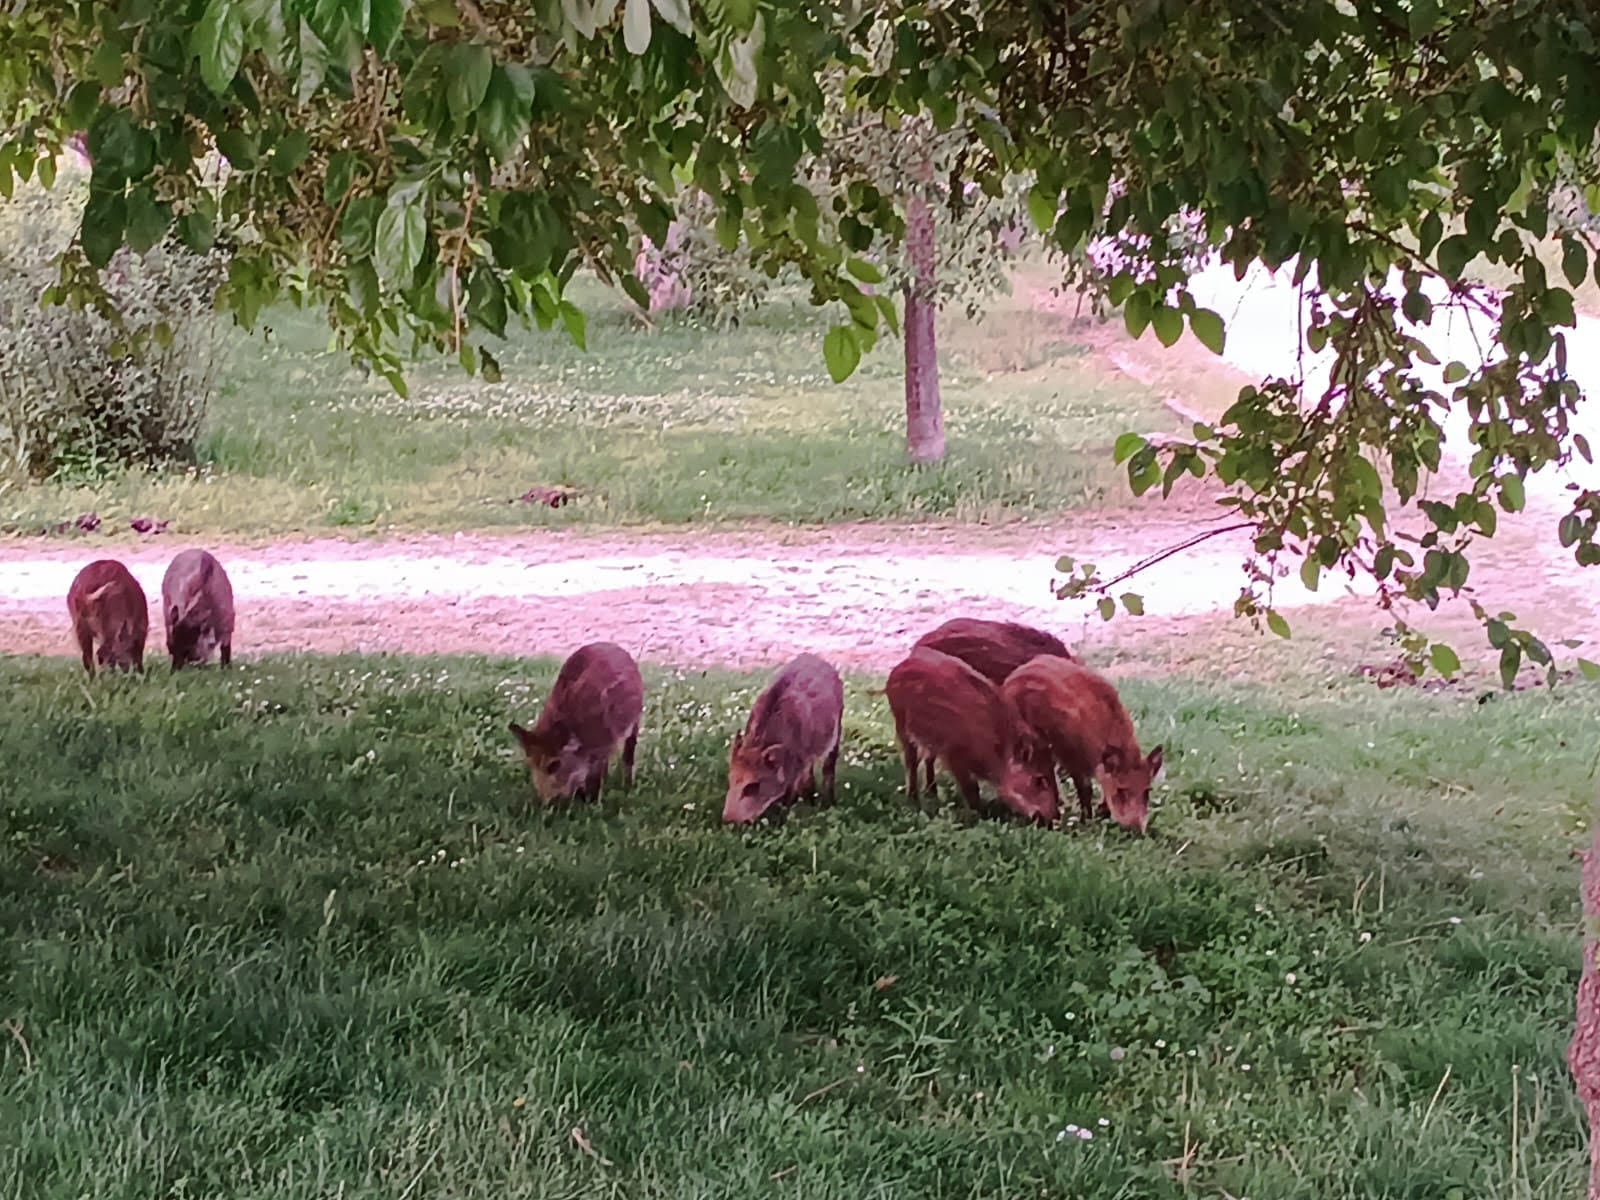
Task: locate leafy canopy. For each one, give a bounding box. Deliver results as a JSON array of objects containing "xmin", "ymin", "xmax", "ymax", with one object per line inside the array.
[{"xmin": 3, "ymin": 0, "xmax": 1600, "ymax": 676}]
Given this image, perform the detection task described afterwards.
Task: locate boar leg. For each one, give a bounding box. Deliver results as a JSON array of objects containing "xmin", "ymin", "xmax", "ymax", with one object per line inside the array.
[
  {"xmin": 1070, "ymin": 774, "xmax": 1096, "ymax": 823},
  {"xmin": 621, "ymin": 726, "xmax": 639, "ymax": 789},
  {"xmin": 922, "ymin": 755, "xmax": 937, "ymax": 796},
  {"xmin": 820, "ymin": 738, "xmax": 840, "ymax": 806},
  {"xmin": 220, "ymin": 641, "xmax": 232, "ymax": 668},
  {"xmin": 949, "ymin": 765, "xmax": 981, "ymax": 812},
  {"xmin": 898, "ymin": 735, "xmax": 921, "ymax": 803},
  {"xmin": 75, "ymin": 626, "xmax": 95, "ymax": 675}
]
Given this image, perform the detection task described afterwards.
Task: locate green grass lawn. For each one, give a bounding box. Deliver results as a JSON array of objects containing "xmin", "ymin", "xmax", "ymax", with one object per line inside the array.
[
  {"xmin": 0, "ymin": 653, "xmax": 1588, "ymax": 1197},
  {"xmin": 4, "ymin": 280, "xmax": 1179, "ymax": 537}
]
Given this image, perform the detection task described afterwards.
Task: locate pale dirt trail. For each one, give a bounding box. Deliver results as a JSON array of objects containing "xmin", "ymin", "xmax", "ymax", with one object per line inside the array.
[{"xmin": 2, "ymin": 267, "xmax": 1594, "ymax": 672}]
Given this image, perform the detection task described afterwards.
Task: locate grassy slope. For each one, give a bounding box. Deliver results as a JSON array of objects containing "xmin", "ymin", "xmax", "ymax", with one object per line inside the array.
[
  {"xmin": 5, "ymin": 282, "xmax": 1180, "ymax": 537},
  {"xmin": 0, "ymin": 653, "xmax": 1587, "ymax": 1198}
]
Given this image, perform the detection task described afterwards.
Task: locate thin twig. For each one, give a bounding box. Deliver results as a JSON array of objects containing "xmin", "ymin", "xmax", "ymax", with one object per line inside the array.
[
  {"xmin": 3, "ymin": 1020, "xmax": 33, "ymax": 1073},
  {"xmin": 798, "ymin": 1076, "xmax": 853, "ymax": 1105},
  {"xmin": 1094, "ymin": 522, "xmax": 1256, "ymax": 592},
  {"xmin": 1420, "ymin": 1063, "xmax": 1452, "ymax": 1132}
]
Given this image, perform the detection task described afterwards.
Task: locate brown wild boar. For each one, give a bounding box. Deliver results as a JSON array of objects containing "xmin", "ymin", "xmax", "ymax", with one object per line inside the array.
[
  {"xmin": 66, "ymin": 559, "xmax": 149, "ymax": 674},
  {"xmin": 885, "ymin": 646, "xmax": 1059, "ymax": 824},
  {"xmin": 161, "ymin": 548, "xmax": 235, "ymax": 669},
  {"xmin": 724, "ymin": 653, "xmax": 844, "ymax": 825},
  {"xmin": 508, "ymin": 641, "xmax": 644, "ymax": 804},
  {"xmin": 913, "ymin": 617, "xmax": 1073, "ymax": 686},
  {"xmin": 1002, "ymin": 656, "xmax": 1163, "ymax": 835}
]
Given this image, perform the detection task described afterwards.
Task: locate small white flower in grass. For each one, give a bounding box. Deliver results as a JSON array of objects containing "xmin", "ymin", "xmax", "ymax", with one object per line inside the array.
[
  {"xmin": 1064, "ymin": 1124, "xmax": 1079, "ymax": 1135},
  {"xmin": 1077, "ymin": 1129, "xmax": 1093, "ymax": 1141},
  {"xmin": 1064, "ymin": 1011, "xmax": 1075, "ymax": 1021},
  {"xmin": 1110, "ymin": 1047, "xmax": 1126, "ymax": 1061},
  {"xmin": 1359, "ymin": 931, "xmax": 1373, "ymax": 943},
  {"xmin": 1241, "ymin": 1064, "xmax": 1251, "ymax": 1072},
  {"xmin": 1285, "ymin": 972, "xmax": 1297, "ymax": 985},
  {"xmin": 1154, "ymin": 1039, "xmax": 1166, "ymax": 1049},
  {"xmin": 1448, "ymin": 916, "xmax": 1462, "ymax": 925},
  {"xmin": 1097, "ymin": 1118, "xmax": 1110, "ymax": 1128}
]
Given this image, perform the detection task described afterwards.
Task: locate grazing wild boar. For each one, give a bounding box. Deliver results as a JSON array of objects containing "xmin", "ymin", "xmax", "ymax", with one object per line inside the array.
[
  {"xmin": 1002, "ymin": 655, "xmax": 1163, "ymax": 835},
  {"xmin": 885, "ymin": 646, "xmax": 1059, "ymax": 824},
  {"xmin": 66, "ymin": 559, "xmax": 149, "ymax": 674},
  {"xmin": 508, "ymin": 641, "xmax": 644, "ymax": 804},
  {"xmin": 724, "ymin": 653, "xmax": 844, "ymax": 825},
  {"xmin": 161, "ymin": 548, "xmax": 235, "ymax": 669},
  {"xmin": 913, "ymin": 617, "xmax": 1073, "ymax": 686}
]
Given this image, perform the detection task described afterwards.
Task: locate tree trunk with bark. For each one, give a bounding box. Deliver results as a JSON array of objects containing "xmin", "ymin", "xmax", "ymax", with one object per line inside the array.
[
  {"xmin": 902, "ymin": 190, "xmax": 945, "ymax": 465},
  {"xmin": 1570, "ymin": 811, "xmax": 1600, "ymax": 1198}
]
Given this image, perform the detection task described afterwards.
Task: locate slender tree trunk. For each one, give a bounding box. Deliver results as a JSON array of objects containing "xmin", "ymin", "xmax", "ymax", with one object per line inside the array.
[
  {"xmin": 902, "ymin": 190, "xmax": 945, "ymax": 465},
  {"xmin": 1570, "ymin": 811, "xmax": 1600, "ymax": 1198}
]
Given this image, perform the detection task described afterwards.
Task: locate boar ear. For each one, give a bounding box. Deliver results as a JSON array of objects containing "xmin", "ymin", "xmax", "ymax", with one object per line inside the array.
[
  {"xmin": 761, "ymin": 744, "xmax": 784, "ymax": 769},
  {"xmin": 508, "ymin": 721, "xmax": 532, "ymax": 747},
  {"xmin": 1147, "ymin": 745, "xmax": 1164, "ymax": 776}
]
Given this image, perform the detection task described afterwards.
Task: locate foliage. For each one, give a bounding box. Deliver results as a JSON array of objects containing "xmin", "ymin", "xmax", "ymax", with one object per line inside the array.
[
  {"xmin": 0, "ymin": 167, "xmax": 225, "ymax": 483},
  {"xmin": 0, "ymin": 651, "xmax": 1589, "ymax": 1196}
]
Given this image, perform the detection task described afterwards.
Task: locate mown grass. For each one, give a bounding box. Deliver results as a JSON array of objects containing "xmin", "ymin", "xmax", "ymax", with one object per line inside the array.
[
  {"xmin": 0, "ymin": 652, "xmax": 1589, "ymax": 1197},
  {"xmin": 3, "ymin": 280, "xmax": 1180, "ymax": 537}
]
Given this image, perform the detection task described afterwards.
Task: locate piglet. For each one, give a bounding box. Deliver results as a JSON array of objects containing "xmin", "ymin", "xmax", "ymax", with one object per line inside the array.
[
  {"xmin": 509, "ymin": 641, "xmax": 644, "ymax": 804},
  {"xmin": 66, "ymin": 559, "xmax": 148, "ymax": 675},
  {"xmin": 161, "ymin": 548, "xmax": 235, "ymax": 669},
  {"xmin": 724, "ymin": 652, "xmax": 844, "ymax": 824},
  {"xmin": 1002, "ymin": 655, "xmax": 1163, "ymax": 834},
  {"xmin": 913, "ymin": 617, "xmax": 1073, "ymax": 686},
  {"xmin": 885, "ymin": 646, "xmax": 1058, "ymax": 824}
]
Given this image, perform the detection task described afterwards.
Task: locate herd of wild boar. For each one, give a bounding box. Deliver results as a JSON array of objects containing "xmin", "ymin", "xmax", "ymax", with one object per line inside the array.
[{"xmin": 68, "ymin": 554, "xmax": 1163, "ymax": 834}]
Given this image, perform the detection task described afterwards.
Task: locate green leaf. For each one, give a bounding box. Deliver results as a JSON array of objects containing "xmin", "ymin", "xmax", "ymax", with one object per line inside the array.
[
  {"xmin": 1442, "ymin": 361, "xmax": 1468, "ymax": 384},
  {"xmin": 845, "ymin": 257, "xmax": 883, "ymax": 284},
  {"xmin": 651, "ymin": 0, "xmax": 693, "ymax": 35},
  {"xmin": 623, "ymin": 0, "xmax": 652, "ymax": 53},
  {"xmin": 480, "ymin": 65, "xmax": 535, "ymax": 160},
  {"xmin": 1563, "ymin": 237, "xmax": 1589, "ymax": 289},
  {"xmin": 374, "ymin": 184, "xmax": 426, "ymax": 287},
  {"xmin": 369, "ymin": 0, "xmax": 405, "ymax": 55},
  {"xmin": 1266, "ymin": 610, "xmax": 1291, "ymax": 639},
  {"xmin": 177, "ymin": 206, "xmax": 216, "ymax": 253},
  {"xmin": 1123, "ymin": 290, "xmax": 1152, "ymax": 339},
  {"xmin": 822, "ymin": 324, "xmax": 861, "ymax": 382},
  {"xmin": 348, "ymin": 260, "xmax": 380, "ymax": 317},
  {"xmin": 270, "ymin": 128, "xmax": 312, "ymax": 176},
  {"xmin": 1429, "ymin": 643, "xmax": 1461, "ymax": 677},
  {"xmin": 558, "ymin": 300, "xmax": 588, "ymax": 350},
  {"xmin": 1499, "ymin": 643, "xmax": 1521, "ymax": 689},
  {"xmin": 447, "ymin": 44, "xmax": 494, "ymax": 124},
  {"xmin": 1097, "ymin": 597, "xmax": 1116, "ymax": 622},
  {"xmin": 480, "ymin": 347, "xmax": 502, "ymax": 383},
  {"xmin": 1499, "ymin": 474, "xmax": 1525, "ymax": 513},
  {"xmin": 194, "ymin": 0, "xmax": 246, "ymax": 95},
  {"xmin": 81, "ymin": 189, "xmax": 126, "ymax": 268},
  {"xmin": 1579, "ymin": 658, "xmax": 1600, "ymax": 682},
  {"xmin": 88, "ymin": 109, "xmax": 155, "ymax": 182},
  {"xmin": 1437, "ymin": 235, "xmax": 1472, "ymax": 281},
  {"xmin": 1120, "ymin": 593, "xmax": 1145, "ymax": 616},
  {"xmin": 124, "ymin": 185, "xmax": 171, "ymax": 252},
  {"xmin": 1299, "ymin": 557, "xmax": 1320, "ymax": 592},
  {"xmin": 324, "ymin": 151, "xmax": 360, "ymax": 204},
  {"xmin": 467, "ymin": 267, "xmax": 508, "ymax": 336},
  {"xmin": 1026, "ymin": 183, "xmax": 1057, "ymax": 235},
  {"xmin": 1151, "ymin": 304, "xmax": 1182, "ymax": 347},
  {"xmin": 1188, "ymin": 307, "xmax": 1226, "ymax": 355},
  {"xmin": 1112, "ymin": 431, "xmax": 1146, "ymax": 465}
]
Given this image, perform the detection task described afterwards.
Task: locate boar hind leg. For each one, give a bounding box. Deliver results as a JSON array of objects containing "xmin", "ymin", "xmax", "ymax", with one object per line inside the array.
[
  {"xmin": 898, "ymin": 735, "xmax": 921, "ymax": 803},
  {"xmin": 922, "ymin": 755, "xmax": 936, "ymax": 796},
  {"xmin": 621, "ymin": 726, "xmax": 639, "ymax": 789},
  {"xmin": 949, "ymin": 767, "xmax": 981, "ymax": 812},
  {"xmin": 220, "ymin": 641, "xmax": 232, "ymax": 668},
  {"xmin": 1071, "ymin": 774, "xmax": 1096, "ymax": 823},
  {"xmin": 75, "ymin": 626, "xmax": 95, "ymax": 675},
  {"xmin": 820, "ymin": 737, "xmax": 840, "ymax": 806}
]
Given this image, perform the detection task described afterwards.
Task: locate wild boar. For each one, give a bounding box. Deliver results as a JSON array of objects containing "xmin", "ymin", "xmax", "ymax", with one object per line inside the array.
[
  {"xmin": 508, "ymin": 641, "xmax": 644, "ymax": 804},
  {"xmin": 66, "ymin": 559, "xmax": 148, "ymax": 674},
  {"xmin": 912, "ymin": 617, "xmax": 1073, "ymax": 686},
  {"xmin": 724, "ymin": 652, "xmax": 844, "ymax": 825},
  {"xmin": 884, "ymin": 646, "xmax": 1059, "ymax": 824},
  {"xmin": 161, "ymin": 548, "xmax": 235, "ymax": 669},
  {"xmin": 1002, "ymin": 656, "xmax": 1163, "ymax": 834}
]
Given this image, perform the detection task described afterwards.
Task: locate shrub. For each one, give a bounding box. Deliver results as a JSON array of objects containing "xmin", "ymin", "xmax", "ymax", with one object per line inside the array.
[{"xmin": 0, "ymin": 163, "xmax": 226, "ymax": 484}]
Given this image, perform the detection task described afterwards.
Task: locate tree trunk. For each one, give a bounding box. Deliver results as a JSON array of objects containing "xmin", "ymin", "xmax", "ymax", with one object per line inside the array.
[
  {"xmin": 902, "ymin": 191, "xmax": 945, "ymax": 465},
  {"xmin": 1571, "ymin": 811, "xmax": 1600, "ymax": 1199}
]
